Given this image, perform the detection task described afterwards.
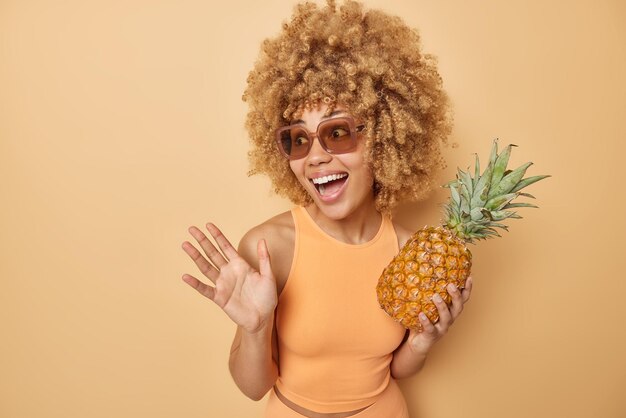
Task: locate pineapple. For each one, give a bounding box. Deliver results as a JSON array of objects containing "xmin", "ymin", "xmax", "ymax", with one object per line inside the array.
[{"xmin": 376, "ymin": 139, "xmax": 550, "ymax": 330}]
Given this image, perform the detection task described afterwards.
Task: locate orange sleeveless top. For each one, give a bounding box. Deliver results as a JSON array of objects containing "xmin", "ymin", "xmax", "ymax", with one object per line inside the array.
[{"xmin": 274, "ymin": 206, "xmax": 407, "ymax": 413}]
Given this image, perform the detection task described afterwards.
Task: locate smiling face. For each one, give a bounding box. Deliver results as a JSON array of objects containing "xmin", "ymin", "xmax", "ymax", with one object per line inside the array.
[{"xmin": 287, "ymin": 103, "xmax": 376, "ymax": 220}]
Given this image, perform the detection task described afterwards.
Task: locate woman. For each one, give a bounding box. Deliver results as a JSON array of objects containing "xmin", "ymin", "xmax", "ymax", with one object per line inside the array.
[{"xmin": 181, "ymin": 1, "xmax": 472, "ymax": 417}]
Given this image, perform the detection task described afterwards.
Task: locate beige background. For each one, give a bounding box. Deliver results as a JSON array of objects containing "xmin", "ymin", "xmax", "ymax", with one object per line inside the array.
[{"xmin": 1, "ymin": 0, "xmax": 625, "ymax": 417}]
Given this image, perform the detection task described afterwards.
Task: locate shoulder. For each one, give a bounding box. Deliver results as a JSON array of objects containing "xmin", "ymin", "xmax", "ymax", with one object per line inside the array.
[
  {"xmin": 239, "ymin": 210, "xmax": 294, "ymax": 250},
  {"xmin": 391, "ymin": 218, "xmax": 414, "ymax": 250},
  {"xmin": 238, "ymin": 210, "xmax": 295, "ymax": 290}
]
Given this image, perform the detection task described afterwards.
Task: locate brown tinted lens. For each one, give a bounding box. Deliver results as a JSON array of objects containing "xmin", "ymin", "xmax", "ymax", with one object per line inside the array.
[
  {"xmin": 279, "ymin": 126, "xmax": 310, "ymax": 159},
  {"xmin": 319, "ymin": 119, "xmax": 355, "ymax": 153}
]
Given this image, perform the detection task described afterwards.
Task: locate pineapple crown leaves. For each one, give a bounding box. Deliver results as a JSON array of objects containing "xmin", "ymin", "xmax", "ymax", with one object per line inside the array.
[{"xmin": 441, "ymin": 138, "xmax": 551, "ymax": 243}]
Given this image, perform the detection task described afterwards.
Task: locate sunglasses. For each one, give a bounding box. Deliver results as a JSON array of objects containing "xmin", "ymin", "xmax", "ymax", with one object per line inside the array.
[{"xmin": 275, "ymin": 116, "xmax": 366, "ymax": 160}]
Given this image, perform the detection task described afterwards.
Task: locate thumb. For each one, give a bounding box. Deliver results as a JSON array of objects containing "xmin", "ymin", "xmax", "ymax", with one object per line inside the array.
[{"xmin": 257, "ymin": 239, "xmax": 275, "ymax": 281}]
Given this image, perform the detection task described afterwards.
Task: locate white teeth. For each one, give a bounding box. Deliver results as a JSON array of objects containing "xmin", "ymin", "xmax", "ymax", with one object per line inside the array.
[{"xmin": 311, "ymin": 173, "xmax": 348, "ymax": 185}]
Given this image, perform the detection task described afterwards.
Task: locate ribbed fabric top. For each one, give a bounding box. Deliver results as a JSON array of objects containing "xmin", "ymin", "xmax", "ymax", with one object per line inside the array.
[{"xmin": 275, "ymin": 205, "xmax": 407, "ymax": 413}]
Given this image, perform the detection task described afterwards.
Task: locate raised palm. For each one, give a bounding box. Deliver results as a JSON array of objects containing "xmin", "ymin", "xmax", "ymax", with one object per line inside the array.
[{"xmin": 181, "ymin": 223, "xmax": 277, "ymax": 333}]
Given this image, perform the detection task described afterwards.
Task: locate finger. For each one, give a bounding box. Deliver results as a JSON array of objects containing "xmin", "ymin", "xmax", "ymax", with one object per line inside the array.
[
  {"xmin": 182, "ymin": 241, "xmax": 219, "ymax": 283},
  {"xmin": 206, "ymin": 223, "xmax": 240, "ymax": 262},
  {"xmin": 432, "ymin": 293, "xmax": 453, "ymax": 328},
  {"xmin": 461, "ymin": 276, "xmax": 473, "ymax": 303},
  {"xmin": 182, "ymin": 273, "xmax": 216, "ymax": 300},
  {"xmin": 447, "ymin": 283, "xmax": 464, "ymax": 318},
  {"xmin": 257, "ymin": 239, "xmax": 275, "ymax": 282},
  {"xmin": 418, "ymin": 312, "xmax": 437, "ymax": 335},
  {"xmin": 188, "ymin": 225, "xmax": 228, "ymax": 269}
]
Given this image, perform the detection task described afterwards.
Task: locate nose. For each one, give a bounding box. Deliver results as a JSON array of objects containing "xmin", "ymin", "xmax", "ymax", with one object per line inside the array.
[{"xmin": 305, "ymin": 134, "xmax": 332, "ymax": 165}]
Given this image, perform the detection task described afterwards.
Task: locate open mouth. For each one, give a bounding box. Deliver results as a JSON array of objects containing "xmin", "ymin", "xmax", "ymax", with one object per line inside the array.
[{"xmin": 310, "ymin": 173, "xmax": 349, "ymax": 198}]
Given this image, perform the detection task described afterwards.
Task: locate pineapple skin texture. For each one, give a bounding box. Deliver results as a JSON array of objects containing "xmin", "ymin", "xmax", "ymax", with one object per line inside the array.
[{"xmin": 376, "ymin": 225, "xmax": 472, "ymax": 331}]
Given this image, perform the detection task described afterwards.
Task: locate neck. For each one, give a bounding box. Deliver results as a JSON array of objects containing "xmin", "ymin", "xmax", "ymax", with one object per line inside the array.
[{"xmin": 304, "ymin": 197, "xmax": 382, "ymax": 245}]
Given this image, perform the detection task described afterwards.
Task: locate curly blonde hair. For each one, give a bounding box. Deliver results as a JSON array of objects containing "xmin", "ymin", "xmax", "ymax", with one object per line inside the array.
[{"xmin": 242, "ymin": 0, "xmax": 453, "ymax": 214}]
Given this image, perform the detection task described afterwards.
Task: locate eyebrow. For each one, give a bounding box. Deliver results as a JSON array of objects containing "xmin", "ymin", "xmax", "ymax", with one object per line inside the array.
[{"xmin": 290, "ymin": 110, "xmax": 347, "ymax": 125}]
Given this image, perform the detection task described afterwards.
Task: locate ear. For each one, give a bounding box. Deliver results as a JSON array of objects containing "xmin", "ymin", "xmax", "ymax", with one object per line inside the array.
[{"xmin": 373, "ymin": 179, "xmax": 382, "ymax": 194}]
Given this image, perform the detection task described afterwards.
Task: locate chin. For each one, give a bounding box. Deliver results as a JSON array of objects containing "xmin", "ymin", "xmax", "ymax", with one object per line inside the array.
[
  {"xmin": 315, "ymin": 203, "xmax": 351, "ymax": 220},
  {"xmin": 312, "ymin": 194, "xmax": 372, "ymax": 220}
]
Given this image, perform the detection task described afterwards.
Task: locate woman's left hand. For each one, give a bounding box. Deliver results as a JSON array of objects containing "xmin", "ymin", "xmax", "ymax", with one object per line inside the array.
[{"xmin": 407, "ymin": 276, "xmax": 473, "ymax": 355}]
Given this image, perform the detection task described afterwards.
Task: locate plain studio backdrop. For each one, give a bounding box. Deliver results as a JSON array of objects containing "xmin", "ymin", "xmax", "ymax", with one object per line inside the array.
[{"xmin": 1, "ymin": 0, "xmax": 625, "ymax": 417}]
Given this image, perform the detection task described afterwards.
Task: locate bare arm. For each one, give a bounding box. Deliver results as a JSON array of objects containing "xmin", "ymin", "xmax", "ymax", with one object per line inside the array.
[
  {"xmin": 181, "ymin": 223, "xmax": 279, "ymax": 400},
  {"xmin": 228, "ymin": 322, "xmax": 278, "ymax": 400},
  {"xmin": 228, "ymin": 229, "xmax": 280, "ymax": 400}
]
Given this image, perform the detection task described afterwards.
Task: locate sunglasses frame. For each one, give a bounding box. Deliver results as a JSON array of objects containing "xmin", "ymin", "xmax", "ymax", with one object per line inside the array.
[{"xmin": 275, "ymin": 116, "xmax": 366, "ymax": 161}]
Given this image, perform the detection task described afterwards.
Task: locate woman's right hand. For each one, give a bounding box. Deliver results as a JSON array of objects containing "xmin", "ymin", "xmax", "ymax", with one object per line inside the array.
[{"xmin": 181, "ymin": 223, "xmax": 278, "ymax": 334}]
